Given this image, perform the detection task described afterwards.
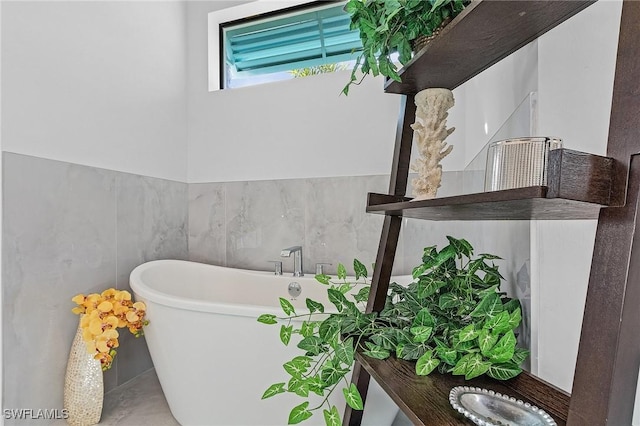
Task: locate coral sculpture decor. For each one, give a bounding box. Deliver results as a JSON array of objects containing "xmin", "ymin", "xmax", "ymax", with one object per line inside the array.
[{"xmin": 411, "ymin": 88, "xmax": 455, "ymax": 200}]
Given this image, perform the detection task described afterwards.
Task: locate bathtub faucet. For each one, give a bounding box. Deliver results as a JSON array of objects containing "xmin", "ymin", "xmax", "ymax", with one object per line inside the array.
[{"xmin": 280, "ymin": 246, "xmax": 303, "ymax": 277}]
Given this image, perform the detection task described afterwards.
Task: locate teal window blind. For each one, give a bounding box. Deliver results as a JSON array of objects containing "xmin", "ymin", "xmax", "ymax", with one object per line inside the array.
[{"xmin": 221, "ymin": 2, "xmax": 362, "ymax": 86}]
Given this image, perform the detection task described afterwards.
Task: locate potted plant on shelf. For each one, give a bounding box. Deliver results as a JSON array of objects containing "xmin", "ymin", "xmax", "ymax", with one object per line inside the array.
[
  {"xmin": 343, "ymin": 0, "xmax": 470, "ymax": 95},
  {"xmin": 258, "ymin": 236, "xmax": 528, "ymax": 425}
]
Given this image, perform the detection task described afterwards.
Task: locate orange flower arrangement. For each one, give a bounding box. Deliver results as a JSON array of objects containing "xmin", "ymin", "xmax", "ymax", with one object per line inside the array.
[{"xmin": 71, "ymin": 288, "xmax": 148, "ymax": 370}]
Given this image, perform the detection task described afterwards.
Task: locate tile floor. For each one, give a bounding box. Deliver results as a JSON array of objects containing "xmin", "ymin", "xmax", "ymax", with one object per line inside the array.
[
  {"xmin": 98, "ymin": 369, "xmax": 179, "ymax": 426},
  {"xmin": 66, "ymin": 369, "xmax": 413, "ymax": 426},
  {"xmin": 54, "ymin": 369, "xmax": 178, "ymax": 426}
]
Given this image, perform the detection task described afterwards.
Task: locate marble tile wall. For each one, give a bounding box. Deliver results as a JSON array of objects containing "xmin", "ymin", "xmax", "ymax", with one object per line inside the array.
[
  {"xmin": 188, "ymin": 172, "xmax": 529, "ymax": 278},
  {"xmin": 2, "ymin": 153, "xmax": 529, "ymax": 422},
  {"xmin": 2, "ymin": 153, "xmax": 188, "ymax": 420},
  {"xmin": 188, "ymin": 175, "xmax": 390, "ymax": 277}
]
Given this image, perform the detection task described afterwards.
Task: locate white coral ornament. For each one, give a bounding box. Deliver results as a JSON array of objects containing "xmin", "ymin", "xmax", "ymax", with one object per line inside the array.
[{"xmin": 410, "ymin": 88, "xmax": 455, "ymax": 200}]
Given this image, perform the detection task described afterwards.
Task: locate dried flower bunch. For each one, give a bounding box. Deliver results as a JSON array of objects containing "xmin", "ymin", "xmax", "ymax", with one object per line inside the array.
[{"xmin": 71, "ymin": 288, "xmax": 148, "ymax": 370}]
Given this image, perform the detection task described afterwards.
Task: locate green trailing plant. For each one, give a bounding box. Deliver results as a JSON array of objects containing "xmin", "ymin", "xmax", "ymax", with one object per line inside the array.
[
  {"xmin": 258, "ymin": 236, "xmax": 529, "ymax": 425},
  {"xmin": 343, "ymin": 0, "xmax": 470, "ymax": 95}
]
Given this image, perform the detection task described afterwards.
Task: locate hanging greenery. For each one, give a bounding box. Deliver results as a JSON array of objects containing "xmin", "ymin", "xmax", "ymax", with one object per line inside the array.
[
  {"xmin": 259, "ymin": 236, "xmax": 528, "ymax": 425},
  {"xmin": 342, "ymin": 0, "xmax": 470, "ymax": 95}
]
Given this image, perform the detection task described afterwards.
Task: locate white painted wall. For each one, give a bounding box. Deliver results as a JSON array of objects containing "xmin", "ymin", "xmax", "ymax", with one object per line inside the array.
[
  {"xmin": 188, "ymin": 69, "xmax": 402, "ymax": 182},
  {"xmin": 188, "ymin": 0, "xmax": 403, "ymax": 183},
  {"xmin": 455, "ymin": 41, "xmax": 538, "ymax": 165},
  {"xmin": 532, "ymin": 0, "xmax": 622, "ymax": 394},
  {"xmin": 187, "ymin": 0, "xmax": 540, "ymax": 184},
  {"xmin": 1, "ymin": 1, "xmax": 188, "ymax": 182}
]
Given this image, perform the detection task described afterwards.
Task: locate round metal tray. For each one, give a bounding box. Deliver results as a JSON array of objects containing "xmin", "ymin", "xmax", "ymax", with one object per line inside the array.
[{"xmin": 449, "ymin": 386, "xmax": 557, "ymax": 426}]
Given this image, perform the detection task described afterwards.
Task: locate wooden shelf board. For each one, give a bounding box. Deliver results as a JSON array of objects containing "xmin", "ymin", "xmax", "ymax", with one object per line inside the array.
[
  {"xmin": 357, "ymin": 353, "xmax": 569, "ymax": 426},
  {"xmin": 385, "ymin": 1, "xmax": 595, "ymax": 94},
  {"xmin": 367, "ymin": 188, "xmax": 605, "ymax": 220}
]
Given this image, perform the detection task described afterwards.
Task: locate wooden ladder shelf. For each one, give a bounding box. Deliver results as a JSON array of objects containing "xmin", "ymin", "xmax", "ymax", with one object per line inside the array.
[{"xmin": 344, "ymin": 1, "xmax": 640, "ymax": 425}]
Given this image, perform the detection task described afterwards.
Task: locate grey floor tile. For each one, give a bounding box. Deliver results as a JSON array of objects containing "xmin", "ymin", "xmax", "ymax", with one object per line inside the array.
[
  {"xmin": 98, "ymin": 369, "xmax": 179, "ymax": 426},
  {"xmin": 54, "ymin": 369, "xmax": 178, "ymax": 426},
  {"xmin": 51, "ymin": 368, "xmax": 413, "ymax": 426}
]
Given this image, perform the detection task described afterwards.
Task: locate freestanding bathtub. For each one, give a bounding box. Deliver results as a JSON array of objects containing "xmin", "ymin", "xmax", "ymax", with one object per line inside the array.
[{"xmin": 130, "ymin": 260, "xmax": 405, "ymax": 426}]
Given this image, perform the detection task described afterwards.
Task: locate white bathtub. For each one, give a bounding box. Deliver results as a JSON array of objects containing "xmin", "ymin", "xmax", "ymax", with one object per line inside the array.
[{"xmin": 130, "ymin": 260, "xmax": 404, "ymax": 426}]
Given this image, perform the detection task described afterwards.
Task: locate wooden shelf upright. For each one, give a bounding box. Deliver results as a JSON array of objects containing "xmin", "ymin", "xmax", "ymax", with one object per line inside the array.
[{"xmin": 345, "ymin": 1, "xmax": 640, "ymax": 425}]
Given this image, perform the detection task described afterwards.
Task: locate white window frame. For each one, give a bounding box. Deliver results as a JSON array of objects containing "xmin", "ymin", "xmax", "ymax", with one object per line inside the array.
[{"xmin": 208, "ymin": 0, "xmax": 341, "ymax": 91}]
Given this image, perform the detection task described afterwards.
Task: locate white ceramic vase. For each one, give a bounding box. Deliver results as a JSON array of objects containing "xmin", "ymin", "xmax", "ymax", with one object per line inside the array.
[{"xmin": 63, "ymin": 318, "xmax": 103, "ymax": 426}]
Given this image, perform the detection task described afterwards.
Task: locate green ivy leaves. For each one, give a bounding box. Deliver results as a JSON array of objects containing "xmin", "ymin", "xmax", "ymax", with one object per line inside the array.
[
  {"xmin": 322, "ymin": 406, "xmax": 341, "ymax": 426},
  {"xmin": 334, "ymin": 338, "xmax": 355, "ymax": 366},
  {"xmin": 446, "ymin": 236, "xmax": 474, "ymax": 258},
  {"xmin": 257, "ymin": 263, "xmax": 373, "ymax": 426},
  {"xmin": 453, "ymin": 353, "xmax": 492, "ymax": 380},
  {"xmin": 283, "ymin": 357, "xmax": 310, "ymax": 378},
  {"xmin": 306, "ymin": 298, "xmax": 324, "ymax": 314},
  {"xmin": 280, "ymin": 298, "xmax": 296, "ymax": 316},
  {"xmin": 470, "ymin": 293, "xmax": 504, "ymax": 319},
  {"xmin": 257, "ymin": 314, "xmax": 277, "ymax": 325},
  {"xmin": 363, "ymin": 341, "xmax": 390, "ymax": 360},
  {"xmin": 298, "ymin": 336, "xmax": 326, "ymax": 356},
  {"xmin": 353, "ymin": 259, "xmax": 368, "ymax": 280},
  {"xmin": 416, "ymin": 350, "xmax": 440, "ymax": 376},
  {"xmin": 261, "ymin": 382, "xmax": 286, "ymax": 400},
  {"xmin": 321, "ymin": 360, "xmax": 350, "ymax": 388},
  {"xmin": 484, "ymin": 310, "xmax": 512, "ymax": 333},
  {"xmin": 488, "ymin": 330, "xmax": 517, "ymax": 364},
  {"xmin": 257, "ymin": 237, "xmax": 529, "ymax": 426},
  {"xmin": 457, "ymin": 324, "xmax": 479, "ymax": 343},
  {"xmin": 377, "ymin": 238, "xmax": 527, "ymax": 382},
  {"xmin": 342, "ymin": 383, "xmax": 364, "ymax": 410},
  {"xmin": 342, "ymin": 0, "xmax": 470, "ymax": 94},
  {"xmin": 327, "ymin": 289, "xmax": 348, "ymax": 312},
  {"xmin": 487, "ymin": 363, "xmax": 522, "ymax": 381},
  {"xmin": 280, "ymin": 325, "xmax": 293, "ymax": 345},
  {"xmin": 478, "ymin": 329, "xmax": 500, "ymax": 355},
  {"xmin": 288, "ymin": 402, "xmax": 312, "ymax": 424}
]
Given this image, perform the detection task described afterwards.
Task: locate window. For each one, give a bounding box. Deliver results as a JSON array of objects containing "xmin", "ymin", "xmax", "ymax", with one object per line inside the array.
[{"xmin": 220, "ymin": 2, "xmax": 362, "ymax": 89}]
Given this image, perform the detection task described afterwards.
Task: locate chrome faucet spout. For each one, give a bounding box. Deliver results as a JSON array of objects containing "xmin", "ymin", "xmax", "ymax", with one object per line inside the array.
[{"xmin": 281, "ymin": 246, "xmax": 303, "ymax": 277}]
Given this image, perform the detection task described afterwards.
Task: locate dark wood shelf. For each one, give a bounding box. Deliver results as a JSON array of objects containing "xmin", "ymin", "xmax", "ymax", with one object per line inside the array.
[
  {"xmin": 348, "ymin": 3, "xmax": 640, "ymax": 425},
  {"xmin": 385, "ymin": 1, "xmax": 594, "ymax": 94},
  {"xmin": 357, "ymin": 353, "xmax": 570, "ymax": 426},
  {"xmin": 367, "ymin": 188, "xmax": 602, "ymax": 220},
  {"xmin": 367, "ymin": 149, "xmax": 614, "ymax": 220}
]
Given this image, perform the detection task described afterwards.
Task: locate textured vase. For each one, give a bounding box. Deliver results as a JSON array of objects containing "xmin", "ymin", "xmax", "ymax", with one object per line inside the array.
[{"xmin": 63, "ymin": 318, "xmax": 103, "ymax": 426}]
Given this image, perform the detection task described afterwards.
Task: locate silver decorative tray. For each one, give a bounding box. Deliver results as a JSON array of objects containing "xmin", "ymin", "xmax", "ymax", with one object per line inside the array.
[{"xmin": 449, "ymin": 386, "xmax": 556, "ymax": 426}]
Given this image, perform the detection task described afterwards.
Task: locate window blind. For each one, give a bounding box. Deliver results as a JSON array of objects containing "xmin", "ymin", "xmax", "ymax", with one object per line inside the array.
[{"xmin": 223, "ymin": 3, "xmax": 362, "ymax": 77}]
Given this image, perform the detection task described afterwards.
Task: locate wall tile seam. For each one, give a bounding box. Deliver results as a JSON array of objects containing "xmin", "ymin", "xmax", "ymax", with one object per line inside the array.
[
  {"xmin": 188, "ymin": 173, "xmax": 392, "ymax": 186},
  {"xmin": 6, "ymin": 155, "xmax": 389, "ymax": 275},
  {"xmin": 2, "ymin": 153, "xmax": 188, "ymax": 390},
  {"xmin": 114, "ymin": 173, "xmax": 120, "ymax": 388},
  {"xmin": 1, "ymin": 151, "xmax": 189, "ymax": 186},
  {"xmin": 223, "ymin": 181, "xmax": 228, "ymax": 267},
  {"xmin": 2, "ymin": 154, "xmax": 393, "ymax": 187}
]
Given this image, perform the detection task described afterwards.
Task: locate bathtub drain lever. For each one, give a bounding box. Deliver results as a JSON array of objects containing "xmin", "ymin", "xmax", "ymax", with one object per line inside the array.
[{"xmin": 288, "ymin": 282, "xmax": 302, "ymax": 299}]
